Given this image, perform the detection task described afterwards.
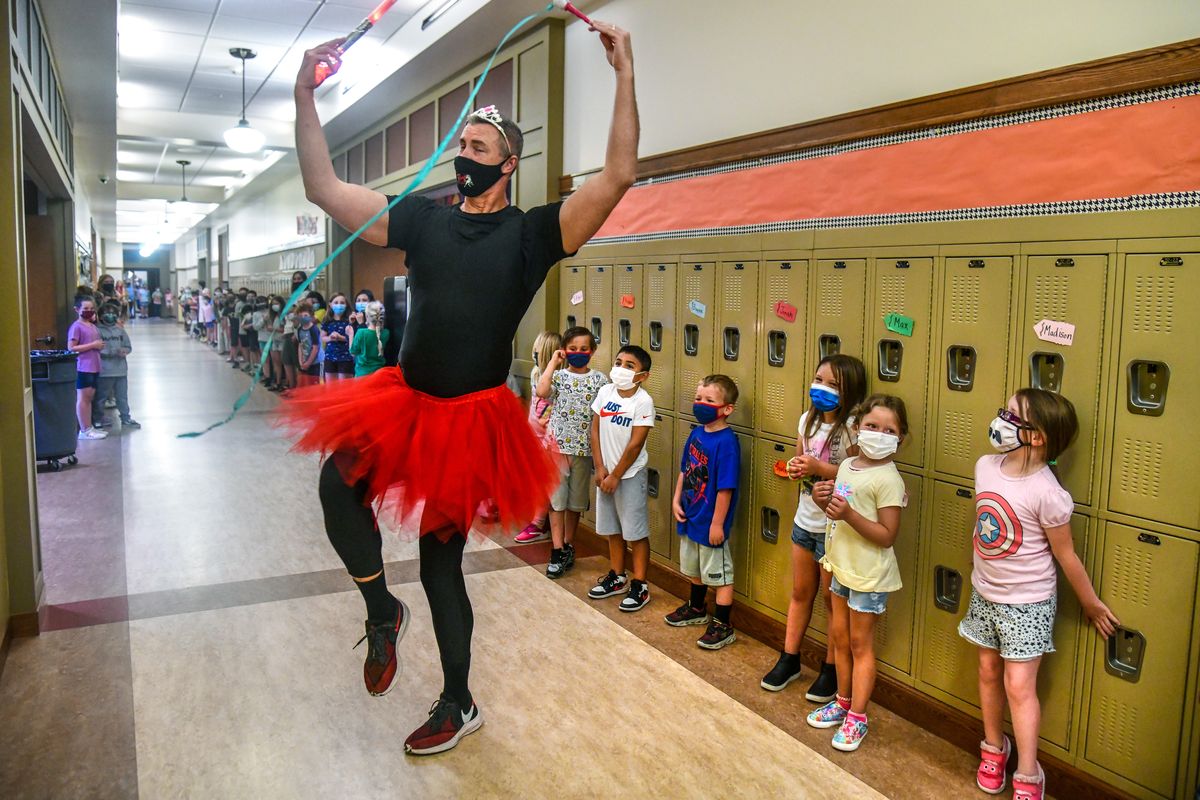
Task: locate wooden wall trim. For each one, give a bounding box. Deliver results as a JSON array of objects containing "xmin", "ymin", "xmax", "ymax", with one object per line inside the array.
[
  {"xmin": 560, "ymin": 38, "xmax": 1200, "ymax": 195},
  {"xmin": 573, "ymin": 526, "xmax": 1136, "ymax": 800}
]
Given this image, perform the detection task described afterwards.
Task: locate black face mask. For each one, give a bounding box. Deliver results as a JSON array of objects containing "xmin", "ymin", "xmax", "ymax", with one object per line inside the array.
[{"xmin": 454, "ymin": 155, "xmax": 507, "ymax": 198}]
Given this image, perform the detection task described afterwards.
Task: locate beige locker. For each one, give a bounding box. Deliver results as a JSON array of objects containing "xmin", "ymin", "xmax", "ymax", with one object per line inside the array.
[
  {"xmin": 812, "ymin": 258, "xmax": 867, "ymax": 361},
  {"xmin": 757, "ymin": 258, "xmax": 810, "ymax": 439},
  {"xmin": 675, "ymin": 261, "xmax": 717, "ymax": 415},
  {"xmin": 875, "ymin": 470, "xmax": 923, "ymax": 675},
  {"xmin": 613, "ymin": 263, "xmax": 644, "ymax": 358},
  {"xmin": 749, "ymin": 438, "xmax": 802, "ymax": 617},
  {"xmin": 645, "ymin": 411, "xmax": 676, "ymax": 561},
  {"xmin": 1019, "ymin": 254, "xmax": 1108, "ymax": 506},
  {"xmin": 560, "ymin": 263, "xmax": 586, "ymax": 332},
  {"xmin": 1085, "ymin": 522, "xmax": 1198, "ymax": 798},
  {"xmin": 643, "ymin": 260, "xmax": 677, "ymax": 412},
  {"xmin": 585, "ymin": 265, "xmax": 614, "ymax": 370},
  {"xmin": 716, "ymin": 259, "xmax": 759, "ymax": 429},
  {"xmin": 934, "ymin": 256, "xmax": 1014, "ymax": 480},
  {"xmin": 870, "ymin": 258, "xmax": 934, "ymax": 469},
  {"xmin": 1108, "ymin": 253, "xmax": 1199, "ymax": 531}
]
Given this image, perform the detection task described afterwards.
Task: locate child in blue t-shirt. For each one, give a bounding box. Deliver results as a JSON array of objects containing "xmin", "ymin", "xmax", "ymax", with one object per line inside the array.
[{"xmin": 667, "ymin": 374, "xmax": 741, "ymax": 650}]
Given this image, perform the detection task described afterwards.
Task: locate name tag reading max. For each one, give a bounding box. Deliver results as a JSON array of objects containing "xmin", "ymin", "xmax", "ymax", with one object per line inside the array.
[{"xmin": 1034, "ymin": 319, "xmax": 1075, "ymax": 346}]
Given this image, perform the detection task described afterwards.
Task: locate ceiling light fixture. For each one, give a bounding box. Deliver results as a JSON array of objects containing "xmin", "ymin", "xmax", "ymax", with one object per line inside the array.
[
  {"xmin": 176, "ymin": 159, "xmax": 191, "ymax": 202},
  {"xmin": 223, "ymin": 48, "xmax": 266, "ymax": 154},
  {"xmin": 421, "ymin": 0, "xmax": 461, "ymax": 30}
]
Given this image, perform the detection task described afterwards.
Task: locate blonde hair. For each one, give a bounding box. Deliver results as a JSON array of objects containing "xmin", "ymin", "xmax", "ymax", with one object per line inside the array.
[
  {"xmin": 365, "ymin": 301, "xmax": 386, "ymax": 356},
  {"xmin": 531, "ymin": 330, "xmax": 562, "ymax": 384}
]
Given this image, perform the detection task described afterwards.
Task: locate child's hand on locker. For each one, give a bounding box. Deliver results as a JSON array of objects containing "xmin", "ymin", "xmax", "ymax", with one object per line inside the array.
[{"xmin": 1085, "ymin": 599, "xmax": 1121, "ymax": 639}]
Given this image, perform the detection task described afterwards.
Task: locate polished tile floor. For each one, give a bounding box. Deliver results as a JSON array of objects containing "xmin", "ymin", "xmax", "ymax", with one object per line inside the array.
[{"xmin": 1, "ymin": 320, "xmax": 984, "ymax": 799}]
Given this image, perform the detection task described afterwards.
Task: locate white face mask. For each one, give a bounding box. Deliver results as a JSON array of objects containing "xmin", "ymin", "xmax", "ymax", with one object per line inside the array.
[
  {"xmin": 857, "ymin": 429, "xmax": 899, "ymax": 460},
  {"xmin": 609, "ymin": 366, "xmax": 638, "ymax": 390},
  {"xmin": 988, "ymin": 416, "xmax": 1026, "ymax": 453}
]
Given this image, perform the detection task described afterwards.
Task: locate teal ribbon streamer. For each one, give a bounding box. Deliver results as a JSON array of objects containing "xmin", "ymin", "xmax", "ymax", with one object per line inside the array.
[{"xmin": 179, "ymin": 3, "xmax": 554, "ymax": 438}]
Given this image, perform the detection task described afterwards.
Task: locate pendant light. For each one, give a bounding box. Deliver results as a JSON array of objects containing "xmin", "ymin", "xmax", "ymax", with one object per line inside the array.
[
  {"xmin": 223, "ymin": 48, "xmax": 265, "ymax": 154},
  {"xmin": 176, "ymin": 159, "xmax": 190, "ymax": 202}
]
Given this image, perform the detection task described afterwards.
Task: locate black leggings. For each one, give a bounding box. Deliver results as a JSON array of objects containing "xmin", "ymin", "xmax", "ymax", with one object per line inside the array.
[{"xmin": 319, "ymin": 459, "xmax": 474, "ymax": 706}]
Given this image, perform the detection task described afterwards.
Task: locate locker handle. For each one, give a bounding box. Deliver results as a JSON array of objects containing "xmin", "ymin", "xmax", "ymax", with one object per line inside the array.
[
  {"xmin": 766, "ymin": 331, "xmax": 787, "ymax": 367},
  {"xmin": 877, "ymin": 339, "xmax": 903, "ymax": 382},
  {"xmin": 683, "ymin": 324, "xmax": 700, "ymax": 356},
  {"xmin": 1104, "ymin": 627, "xmax": 1146, "ymax": 683},
  {"xmin": 760, "ymin": 507, "xmax": 780, "ymax": 544},
  {"xmin": 618, "ymin": 319, "xmax": 632, "ymax": 347},
  {"xmin": 1126, "ymin": 360, "xmax": 1169, "ymax": 416},
  {"xmin": 818, "ymin": 334, "xmax": 841, "ymax": 359},
  {"xmin": 723, "ymin": 327, "xmax": 740, "ymax": 361},
  {"xmin": 590, "ymin": 317, "xmax": 602, "ymax": 345},
  {"xmin": 647, "ymin": 468, "xmax": 660, "ymax": 499},
  {"xmin": 1029, "ymin": 352, "xmax": 1064, "ymax": 393},
  {"xmin": 648, "ymin": 321, "xmax": 663, "ymax": 352},
  {"xmin": 933, "ymin": 565, "xmax": 963, "ymax": 612},
  {"xmin": 946, "ymin": 345, "xmax": 977, "ymax": 392},
  {"xmin": 565, "ymin": 314, "xmax": 577, "ymax": 329}
]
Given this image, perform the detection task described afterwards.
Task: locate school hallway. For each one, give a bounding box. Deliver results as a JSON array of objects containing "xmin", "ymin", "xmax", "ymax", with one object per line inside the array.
[{"xmin": 0, "ymin": 319, "xmax": 991, "ymax": 799}]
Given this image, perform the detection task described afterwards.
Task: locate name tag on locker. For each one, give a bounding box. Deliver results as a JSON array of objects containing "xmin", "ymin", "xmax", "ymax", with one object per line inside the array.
[
  {"xmin": 773, "ymin": 301, "xmax": 797, "ymax": 323},
  {"xmin": 688, "ymin": 300, "xmax": 707, "ymax": 318}
]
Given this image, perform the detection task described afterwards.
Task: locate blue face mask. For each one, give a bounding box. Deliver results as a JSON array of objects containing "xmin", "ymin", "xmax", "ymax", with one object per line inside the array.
[
  {"xmin": 355, "ymin": 302, "xmax": 367, "ymax": 313},
  {"xmin": 809, "ymin": 383, "xmax": 840, "ymax": 412},
  {"xmin": 693, "ymin": 402, "xmax": 722, "ymax": 425},
  {"xmin": 565, "ymin": 351, "xmax": 592, "ymax": 368},
  {"xmin": 330, "ymin": 303, "xmax": 346, "ymax": 315}
]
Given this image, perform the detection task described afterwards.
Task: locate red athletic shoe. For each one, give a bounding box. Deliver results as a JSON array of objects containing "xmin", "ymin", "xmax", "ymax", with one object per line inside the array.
[
  {"xmin": 355, "ymin": 600, "xmax": 410, "ymax": 696},
  {"xmin": 403, "ymin": 695, "xmax": 484, "ymax": 755}
]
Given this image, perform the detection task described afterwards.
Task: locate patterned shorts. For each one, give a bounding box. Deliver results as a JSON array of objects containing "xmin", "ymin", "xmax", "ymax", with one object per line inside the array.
[{"xmin": 958, "ymin": 589, "xmax": 1056, "ymax": 662}]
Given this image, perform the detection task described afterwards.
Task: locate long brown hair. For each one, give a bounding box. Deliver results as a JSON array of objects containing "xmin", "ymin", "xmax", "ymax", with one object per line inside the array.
[
  {"xmin": 1014, "ymin": 388, "xmax": 1078, "ymax": 482},
  {"xmin": 802, "ymin": 354, "xmax": 867, "ymax": 441}
]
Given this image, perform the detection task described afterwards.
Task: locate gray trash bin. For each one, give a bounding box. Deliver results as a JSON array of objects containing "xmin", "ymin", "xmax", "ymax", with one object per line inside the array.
[{"xmin": 31, "ymin": 349, "xmax": 79, "ymax": 471}]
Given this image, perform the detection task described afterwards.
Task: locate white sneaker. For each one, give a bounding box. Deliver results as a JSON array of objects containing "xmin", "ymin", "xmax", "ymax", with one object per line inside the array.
[{"xmin": 78, "ymin": 428, "xmax": 108, "ymax": 440}]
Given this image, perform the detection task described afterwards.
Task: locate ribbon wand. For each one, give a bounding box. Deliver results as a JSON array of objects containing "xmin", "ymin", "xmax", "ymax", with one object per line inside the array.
[{"xmin": 314, "ymin": 0, "xmax": 400, "ymax": 86}]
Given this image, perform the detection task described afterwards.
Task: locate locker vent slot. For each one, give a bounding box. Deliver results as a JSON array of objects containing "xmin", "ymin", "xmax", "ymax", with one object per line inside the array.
[
  {"xmin": 925, "ymin": 628, "xmax": 962, "ymax": 683},
  {"xmin": 723, "ymin": 274, "xmax": 743, "ymax": 312},
  {"xmin": 755, "ymin": 552, "xmax": 780, "ymax": 597},
  {"xmin": 760, "ymin": 453, "xmax": 780, "ymax": 486},
  {"xmin": 1032, "ymin": 274, "xmax": 1071, "ymax": 321},
  {"xmin": 1131, "ymin": 275, "xmax": 1175, "ymax": 334},
  {"xmin": 1118, "ymin": 438, "xmax": 1162, "ymax": 499},
  {"xmin": 1093, "ymin": 696, "xmax": 1137, "ymax": 764},
  {"xmin": 879, "ymin": 274, "xmax": 907, "ymax": 313},
  {"xmin": 616, "ymin": 273, "xmax": 635, "ymax": 297},
  {"xmin": 941, "ymin": 410, "xmax": 975, "ymax": 463},
  {"xmin": 768, "ymin": 273, "xmax": 790, "ymax": 303},
  {"xmin": 764, "ymin": 382, "xmax": 787, "ymax": 421},
  {"xmin": 648, "ymin": 276, "xmax": 665, "ymax": 309},
  {"xmin": 1109, "ymin": 544, "xmax": 1154, "ymax": 607},
  {"xmin": 680, "ymin": 369, "xmax": 702, "ymax": 405},
  {"xmin": 819, "ymin": 273, "xmax": 844, "ymax": 316},
  {"xmin": 949, "ymin": 274, "xmax": 981, "ymax": 324},
  {"xmin": 684, "ymin": 273, "xmax": 703, "ymax": 302},
  {"xmin": 588, "ymin": 269, "xmax": 607, "ymax": 300}
]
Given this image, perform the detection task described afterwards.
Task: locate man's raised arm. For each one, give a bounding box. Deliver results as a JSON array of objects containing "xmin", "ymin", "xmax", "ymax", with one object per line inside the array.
[
  {"xmin": 559, "ymin": 21, "xmax": 639, "ymax": 254},
  {"xmin": 295, "ymin": 40, "xmax": 390, "ymax": 247}
]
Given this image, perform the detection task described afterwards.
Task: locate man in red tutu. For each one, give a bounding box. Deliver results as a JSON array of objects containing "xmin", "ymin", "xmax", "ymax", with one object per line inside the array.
[{"xmin": 285, "ymin": 21, "xmax": 639, "ymax": 755}]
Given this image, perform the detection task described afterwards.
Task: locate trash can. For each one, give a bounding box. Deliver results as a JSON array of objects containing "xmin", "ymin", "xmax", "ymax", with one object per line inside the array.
[{"xmin": 30, "ymin": 349, "xmax": 79, "ymax": 471}]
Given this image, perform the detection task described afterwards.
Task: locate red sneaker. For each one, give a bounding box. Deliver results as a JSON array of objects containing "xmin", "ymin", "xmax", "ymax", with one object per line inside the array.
[
  {"xmin": 404, "ymin": 695, "xmax": 484, "ymax": 755},
  {"xmin": 514, "ymin": 521, "xmax": 549, "ymax": 543},
  {"xmin": 976, "ymin": 735, "xmax": 1011, "ymax": 794},
  {"xmin": 354, "ymin": 600, "xmax": 410, "ymax": 696}
]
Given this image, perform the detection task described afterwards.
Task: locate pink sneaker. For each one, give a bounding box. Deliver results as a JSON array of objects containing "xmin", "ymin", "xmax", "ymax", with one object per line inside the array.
[
  {"xmin": 1012, "ymin": 763, "xmax": 1045, "ymax": 800},
  {"xmin": 976, "ymin": 735, "xmax": 1011, "ymax": 794},
  {"xmin": 514, "ymin": 521, "xmax": 549, "ymax": 543}
]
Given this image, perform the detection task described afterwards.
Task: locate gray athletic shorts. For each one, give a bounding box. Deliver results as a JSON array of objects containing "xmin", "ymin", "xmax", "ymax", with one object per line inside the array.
[
  {"xmin": 680, "ymin": 537, "xmax": 735, "ymax": 587},
  {"xmin": 958, "ymin": 589, "xmax": 1057, "ymax": 661},
  {"xmin": 551, "ymin": 454, "xmax": 592, "ymax": 512},
  {"xmin": 595, "ymin": 469, "xmax": 650, "ymax": 542}
]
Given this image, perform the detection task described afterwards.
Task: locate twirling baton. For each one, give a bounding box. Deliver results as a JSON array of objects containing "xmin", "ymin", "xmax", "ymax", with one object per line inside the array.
[{"xmin": 314, "ymin": 0, "xmax": 400, "ymax": 86}]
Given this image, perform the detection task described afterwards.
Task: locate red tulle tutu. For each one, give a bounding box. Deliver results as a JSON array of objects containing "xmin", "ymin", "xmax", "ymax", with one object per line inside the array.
[{"xmin": 276, "ymin": 367, "xmax": 562, "ymax": 540}]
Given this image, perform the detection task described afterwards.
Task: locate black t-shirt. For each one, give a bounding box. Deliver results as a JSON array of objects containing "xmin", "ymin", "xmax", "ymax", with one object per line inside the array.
[{"xmin": 385, "ymin": 195, "xmax": 572, "ymax": 397}]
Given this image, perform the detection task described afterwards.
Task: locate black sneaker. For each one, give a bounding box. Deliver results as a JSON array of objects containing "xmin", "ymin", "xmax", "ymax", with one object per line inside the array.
[
  {"xmin": 805, "ymin": 662, "xmax": 838, "ymax": 703},
  {"xmin": 664, "ymin": 602, "xmax": 709, "ymax": 627},
  {"xmin": 761, "ymin": 652, "xmax": 803, "ymax": 691},
  {"xmin": 121, "ymin": 418, "xmax": 142, "ymax": 429},
  {"xmin": 403, "ymin": 694, "xmax": 484, "ymax": 755},
  {"xmin": 587, "ymin": 570, "xmax": 628, "ymax": 599},
  {"xmin": 353, "ymin": 600, "xmax": 410, "ymax": 697},
  {"xmin": 697, "ymin": 620, "xmax": 736, "ymax": 650},
  {"xmin": 546, "ymin": 550, "xmax": 567, "ymax": 579},
  {"xmin": 563, "ymin": 542, "xmax": 576, "ymax": 571},
  {"xmin": 619, "ymin": 582, "xmax": 649, "ymax": 612}
]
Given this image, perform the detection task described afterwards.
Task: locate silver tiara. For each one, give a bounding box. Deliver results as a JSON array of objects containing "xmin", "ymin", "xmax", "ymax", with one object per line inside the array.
[{"xmin": 468, "ymin": 105, "xmax": 510, "ymax": 152}]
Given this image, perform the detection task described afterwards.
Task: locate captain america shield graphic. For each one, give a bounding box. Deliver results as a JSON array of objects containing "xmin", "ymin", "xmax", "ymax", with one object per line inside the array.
[{"xmin": 974, "ymin": 492, "xmax": 1022, "ymax": 559}]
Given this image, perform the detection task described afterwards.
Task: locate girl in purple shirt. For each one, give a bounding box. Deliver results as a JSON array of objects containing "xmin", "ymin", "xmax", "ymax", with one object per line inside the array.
[{"xmin": 68, "ymin": 295, "xmax": 108, "ymax": 440}]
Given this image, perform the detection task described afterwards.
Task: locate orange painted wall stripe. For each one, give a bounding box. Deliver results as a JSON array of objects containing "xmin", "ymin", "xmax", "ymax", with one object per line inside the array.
[{"xmin": 594, "ymin": 94, "xmax": 1200, "ymax": 239}]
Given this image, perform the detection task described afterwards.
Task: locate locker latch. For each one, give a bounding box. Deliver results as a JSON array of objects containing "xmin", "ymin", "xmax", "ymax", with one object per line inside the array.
[
  {"xmin": 1126, "ymin": 361, "xmax": 1169, "ymax": 416},
  {"xmin": 767, "ymin": 331, "xmax": 787, "ymax": 367},
  {"xmin": 877, "ymin": 339, "xmax": 903, "ymax": 382},
  {"xmin": 1105, "ymin": 627, "xmax": 1146, "ymax": 682},
  {"xmin": 946, "ymin": 345, "xmax": 977, "ymax": 392},
  {"xmin": 819, "ymin": 334, "xmax": 841, "ymax": 358},
  {"xmin": 566, "ymin": 314, "xmax": 577, "ymax": 329},
  {"xmin": 1029, "ymin": 352, "xmax": 1064, "ymax": 393},
  {"xmin": 723, "ymin": 327, "xmax": 740, "ymax": 361},
  {"xmin": 933, "ymin": 565, "xmax": 963, "ymax": 612},
  {"xmin": 683, "ymin": 324, "xmax": 700, "ymax": 356},
  {"xmin": 647, "ymin": 468, "xmax": 660, "ymax": 499},
  {"xmin": 619, "ymin": 319, "xmax": 632, "ymax": 347},
  {"xmin": 648, "ymin": 321, "xmax": 663, "ymax": 352},
  {"xmin": 590, "ymin": 317, "xmax": 603, "ymax": 344},
  {"xmin": 760, "ymin": 507, "xmax": 780, "ymax": 544}
]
